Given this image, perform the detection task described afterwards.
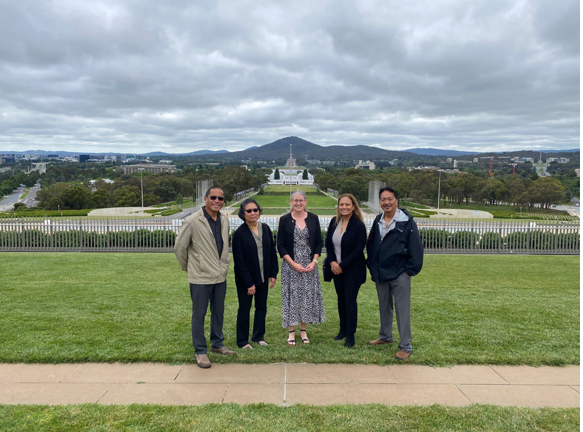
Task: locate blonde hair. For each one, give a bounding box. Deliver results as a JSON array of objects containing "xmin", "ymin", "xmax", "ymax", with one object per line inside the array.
[{"xmin": 335, "ymin": 193, "xmax": 363, "ymax": 224}]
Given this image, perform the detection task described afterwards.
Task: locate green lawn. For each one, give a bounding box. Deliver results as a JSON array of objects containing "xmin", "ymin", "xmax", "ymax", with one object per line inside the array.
[
  {"xmin": 0, "ymin": 254, "xmax": 578, "ymax": 365},
  {"xmin": 264, "ymin": 185, "xmax": 318, "ymax": 193},
  {"xmin": 442, "ymin": 203, "xmax": 570, "ymax": 219},
  {"xmin": 0, "ymin": 405, "xmax": 578, "ymax": 432},
  {"xmin": 254, "ymin": 194, "xmax": 337, "ymax": 208}
]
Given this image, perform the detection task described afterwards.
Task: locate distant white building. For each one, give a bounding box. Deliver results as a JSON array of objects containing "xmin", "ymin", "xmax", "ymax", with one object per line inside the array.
[
  {"xmin": 546, "ymin": 157, "xmax": 570, "ymax": 163},
  {"xmin": 355, "ymin": 160, "xmax": 376, "ymax": 170},
  {"xmin": 268, "ymin": 168, "xmax": 314, "ymax": 185}
]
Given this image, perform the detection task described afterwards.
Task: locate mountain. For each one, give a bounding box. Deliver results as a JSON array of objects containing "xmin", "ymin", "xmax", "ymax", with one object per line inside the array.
[
  {"xmin": 185, "ymin": 150, "xmax": 230, "ymax": 155},
  {"xmin": 201, "ymin": 136, "xmax": 423, "ymax": 160},
  {"xmin": 405, "ymin": 148, "xmax": 482, "ymax": 156}
]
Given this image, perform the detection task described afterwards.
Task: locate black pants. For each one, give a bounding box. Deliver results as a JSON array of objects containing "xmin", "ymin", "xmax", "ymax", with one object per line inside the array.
[
  {"xmin": 189, "ymin": 282, "xmax": 226, "ymax": 355},
  {"xmin": 333, "ymin": 272, "xmax": 362, "ymax": 334},
  {"xmin": 236, "ymin": 281, "xmax": 269, "ymax": 347}
]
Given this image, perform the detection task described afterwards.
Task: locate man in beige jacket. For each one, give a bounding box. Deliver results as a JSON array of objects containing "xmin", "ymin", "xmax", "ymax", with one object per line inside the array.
[{"xmin": 175, "ymin": 186, "xmax": 236, "ymax": 368}]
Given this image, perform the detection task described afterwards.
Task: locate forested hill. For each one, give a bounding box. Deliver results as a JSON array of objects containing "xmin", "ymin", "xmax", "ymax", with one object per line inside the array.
[{"xmin": 202, "ymin": 136, "xmax": 423, "ymax": 160}]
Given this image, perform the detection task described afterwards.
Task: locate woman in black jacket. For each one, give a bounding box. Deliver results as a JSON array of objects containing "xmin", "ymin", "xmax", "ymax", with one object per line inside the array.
[
  {"xmin": 277, "ymin": 190, "xmax": 325, "ymax": 345},
  {"xmin": 325, "ymin": 193, "xmax": 367, "ymax": 347},
  {"xmin": 232, "ymin": 198, "xmax": 278, "ymax": 349}
]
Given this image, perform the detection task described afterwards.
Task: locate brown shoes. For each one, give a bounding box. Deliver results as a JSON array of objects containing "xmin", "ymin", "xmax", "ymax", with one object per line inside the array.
[
  {"xmin": 195, "ymin": 354, "xmax": 211, "ymax": 368},
  {"xmin": 369, "ymin": 338, "xmax": 394, "ymax": 345},
  {"xmin": 210, "ymin": 346, "xmax": 236, "ymax": 355},
  {"xmin": 395, "ymin": 350, "xmax": 412, "ymax": 360}
]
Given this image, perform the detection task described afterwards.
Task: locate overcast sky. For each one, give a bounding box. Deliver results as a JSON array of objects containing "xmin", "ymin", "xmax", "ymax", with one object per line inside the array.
[{"xmin": 0, "ymin": 0, "xmax": 579, "ymax": 154}]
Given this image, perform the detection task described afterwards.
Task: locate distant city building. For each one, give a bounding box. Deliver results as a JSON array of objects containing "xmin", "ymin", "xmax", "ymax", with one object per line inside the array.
[
  {"xmin": 408, "ymin": 166, "xmax": 440, "ymax": 171},
  {"xmin": 453, "ymin": 160, "xmax": 458, "ymax": 168},
  {"xmin": 511, "ymin": 157, "xmax": 534, "ymax": 163},
  {"xmin": 89, "ymin": 179, "xmax": 115, "ymax": 184},
  {"xmin": 122, "ymin": 164, "xmax": 178, "ymax": 175},
  {"xmin": 322, "ymin": 161, "xmax": 336, "ymax": 166},
  {"xmin": 355, "ymin": 160, "xmax": 376, "ymax": 170},
  {"xmin": 158, "ymin": 159, "xmax": 173, "ymax": 164},
  {"xmin": 575, "ymin": 169, "xmax": 580, "ymax": 178},
  {"xmin": 79, "ymin": 154, "xmax": 90, "ymax": 163},
  {"xmin": 446, "ymin": 158, "xmax": 453, "ymax": 163},
  {"xmin": 473, "ymin": 158, "xmax": 479, "ymax": 163},
  {"xmin": 546, "ymin": 157, "xmax": 570, "ymax": 163},
  {"xmin": 47, "ymin": 154, "xmax": 59, "ymax": 159},
  {"xmin": 0, "ymin": 154, "xmax": 16, "ymax": 164}
]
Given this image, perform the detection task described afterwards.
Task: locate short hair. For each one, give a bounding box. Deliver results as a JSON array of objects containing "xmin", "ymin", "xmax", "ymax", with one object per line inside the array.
[
  {"xmin": 379, "ymin": 186, "xmax": 399, "ymax": 200},
  {"xmin": 205, "ymin": 186, "xmax": 224, "ymax": 197},
  {"xmin": 238, "ymin": 198, "xmax": 262, "ymax": 221}
]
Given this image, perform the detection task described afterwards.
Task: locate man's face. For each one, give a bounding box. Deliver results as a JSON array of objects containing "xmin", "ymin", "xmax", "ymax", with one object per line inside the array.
[
  {"xmin": 380, "ymin": 191, "xmax": 397, "ymax": 214},
  {"xmin": 204, "ymin": 188, "xmax": 225, "ymax": 212}
]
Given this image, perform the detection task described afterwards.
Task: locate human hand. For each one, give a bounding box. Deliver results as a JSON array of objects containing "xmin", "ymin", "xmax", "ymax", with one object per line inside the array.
[
  {"xmin": 248, "ymin": 285, "xmax": 256, "ymax": 295},
  {"xmin": 331, "ymin": 262, "xmax": 342, "ymax": 275},
  {"xmin": 293, "ymin": 263, "xmax": 305, "ymax": 273},
  {"xmin": 269, "ymin": 278, "xmax": 277, "ymax": 289}
]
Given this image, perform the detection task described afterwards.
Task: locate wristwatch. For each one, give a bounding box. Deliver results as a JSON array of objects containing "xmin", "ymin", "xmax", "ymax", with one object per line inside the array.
[{"xmin": 313, "ymin": 259, "xmax": 318, "ymax": 263}]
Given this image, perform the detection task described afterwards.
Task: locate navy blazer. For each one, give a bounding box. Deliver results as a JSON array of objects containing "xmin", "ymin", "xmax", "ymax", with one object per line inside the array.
[
  {"xmin": 325, "ymin": 215, "xmax": 367, "ymax": 285},
  {"xmin": 232, "ymin": 223, "xmax": 279, "ymax": 289},
  {"xmin": 277, "ymin": 212, "xmax": 322, "ymax": 261}
]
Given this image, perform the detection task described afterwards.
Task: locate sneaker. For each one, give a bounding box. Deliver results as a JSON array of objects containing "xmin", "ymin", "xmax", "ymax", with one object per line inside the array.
[
  {"xmin": 368, "ymin": 338, "xmax": 394, "ymax": 345},
  {"xmin": 211, "ymin": 346, "xmax": 236, "ymax": 355},
  {"xmin": 395, "ymin": 350, "xmax": 412, "ymax": 360},
  {"xmin": 195, "ymin": 353, "xmax": 211, "ymax": 368}
]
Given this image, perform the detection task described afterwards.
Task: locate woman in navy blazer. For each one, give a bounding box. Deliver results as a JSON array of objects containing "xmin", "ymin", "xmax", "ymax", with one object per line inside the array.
[
  {"xmin": 325, "ymin": 193, "xmax": 367, "ymax": 347},
  {"xmin": 232, "ymin": 198, "xmax": 279, "ymax": 349}
]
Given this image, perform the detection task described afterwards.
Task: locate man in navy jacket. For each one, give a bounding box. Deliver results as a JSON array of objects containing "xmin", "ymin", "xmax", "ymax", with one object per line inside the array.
[{"xmin": 366, "ymin": 186, "xmax": 423, "ymax": 360}]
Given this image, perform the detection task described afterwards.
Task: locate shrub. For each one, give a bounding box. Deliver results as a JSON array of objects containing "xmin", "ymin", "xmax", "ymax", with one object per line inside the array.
[
  {"xmin": 449, "ymin": 231, "xmax": 478, "ymax": 249},
  {"xmin": 419, "ymin": 228, "xmax": 448, "ymax": 249},
  {"xmin": 478, "ymin": 232, "xmax": 502, "ymax": 250}
]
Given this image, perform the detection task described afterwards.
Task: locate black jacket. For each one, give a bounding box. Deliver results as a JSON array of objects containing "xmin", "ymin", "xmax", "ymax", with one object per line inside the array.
[
  {"xmin": 325, "ymin": 215, "xmax": 367, "ymax": 286},
  {"xmin": 232, "ymin": 223, "xmax": 279, "ymax": 289},
  {"xmin": 366, "ymin": 209, "xmax": 424, "ymax": 282},
  {"xmin": 277, "ymin": 212, "xmax": 322, "ymax": 261}
]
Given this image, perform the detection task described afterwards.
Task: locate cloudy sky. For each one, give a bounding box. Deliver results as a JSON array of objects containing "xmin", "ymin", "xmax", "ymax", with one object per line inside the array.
[{"xmin": 0, "ymin": 0, "xmax": 579, "ymax": 154}]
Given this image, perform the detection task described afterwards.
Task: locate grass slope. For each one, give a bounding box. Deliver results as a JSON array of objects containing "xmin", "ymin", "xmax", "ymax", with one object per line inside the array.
[
  {"xmin": 254, "ymin": 194, "xmax": 337, "ymax": 208},
  {"xmin": 0, "ymin": 405, "xmax": 579, "ymax": 432},
  {"xmin": 0, "ymin": 254, "xmax": 578, "ymax": 365}
]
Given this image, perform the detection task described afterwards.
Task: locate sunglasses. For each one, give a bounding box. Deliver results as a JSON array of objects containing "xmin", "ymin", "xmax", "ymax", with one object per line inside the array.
[
  {"xmin": 208, "ymin": 195, "xmax": 224, "ymax": 201},
  {"xmin": 245, "ymin": 208, "xmax": 259, "ymax": 213}
]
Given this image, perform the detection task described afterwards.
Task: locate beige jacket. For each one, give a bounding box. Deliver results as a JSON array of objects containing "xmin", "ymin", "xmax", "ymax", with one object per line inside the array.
[{"xmin": 174, "ymin": 208, "xmax": 230, "ymax": 284}]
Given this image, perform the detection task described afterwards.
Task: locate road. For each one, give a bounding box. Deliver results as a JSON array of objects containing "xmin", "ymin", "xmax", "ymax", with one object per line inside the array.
[
  {"xmin": 21, "ymin": 183, "xmax": 41, "ymax": 207},
  {"xmin": 0, "ymin": 188, "xmax": 24, "ymax": 209}
]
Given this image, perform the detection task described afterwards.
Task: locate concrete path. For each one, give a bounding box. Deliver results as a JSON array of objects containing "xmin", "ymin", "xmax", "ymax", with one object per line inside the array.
[{"xmin": 0, "ymin": 363, "xmax": 578, "ymax": 407}]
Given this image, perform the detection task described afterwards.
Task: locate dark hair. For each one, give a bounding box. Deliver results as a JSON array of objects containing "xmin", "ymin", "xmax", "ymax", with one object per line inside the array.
[
  {"xmin": 379, "ymin": 186, "xmax": 399, "ymax": 200},
  {"xmin": 238, "ymin": 198, "xmax": 262, "ymax": 221},
  {"xmin": 205, "ymin": 186, "xmax": 224, "ymax": 197}
]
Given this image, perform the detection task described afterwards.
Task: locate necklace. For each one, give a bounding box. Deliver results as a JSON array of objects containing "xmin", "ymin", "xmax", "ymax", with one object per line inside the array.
[{"xmin": 247, "ymin": 223, "xmax": 258, "ymax": 229}]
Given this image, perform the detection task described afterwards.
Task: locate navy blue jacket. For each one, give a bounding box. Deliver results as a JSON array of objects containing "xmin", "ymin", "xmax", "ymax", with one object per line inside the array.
[
  {"xmin": 325, "ymin": 215, "xmax": 367, "ymax": 286},
  {"xmin": 366, "ymin": 209, "xmax": 424, "ymax": 282}
]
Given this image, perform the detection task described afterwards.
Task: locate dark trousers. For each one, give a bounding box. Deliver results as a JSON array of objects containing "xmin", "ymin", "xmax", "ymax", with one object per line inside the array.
[
  {"xmin": 189, "ymin": 282, "xmax": 226, "ymax": 355},
  {"xmin": 236, "ymin": 281, "xmax": 269, "ymax": 347},
  {"xmin": 333, "ymin": 272, "xmax": 362, "ymax": 334}
]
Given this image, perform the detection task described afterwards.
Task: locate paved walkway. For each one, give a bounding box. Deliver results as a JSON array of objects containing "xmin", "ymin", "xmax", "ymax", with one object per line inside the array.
[{"xmin": 0, "ymin": 363, "xmax": 579, "ymax": 407}]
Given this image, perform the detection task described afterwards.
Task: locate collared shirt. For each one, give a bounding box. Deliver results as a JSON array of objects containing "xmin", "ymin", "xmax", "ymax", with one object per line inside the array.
[
  {"xmin": 203, "ymin": 206, "xmax": 223, "ymax": 257},
  {"xmin": 378, "ymin": 208, "xmax": 408, "ymax": 241}
]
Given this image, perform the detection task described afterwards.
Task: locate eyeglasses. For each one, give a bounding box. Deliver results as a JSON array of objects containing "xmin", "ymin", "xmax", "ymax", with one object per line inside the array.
[
  {"xmin": 208, "ymin": 195, "xmax": 224, "ymax": 201},
  {"xmin": 292, "ymin": 199, "xmax": 306, "ymax": 204},
  {"xmin": 245, "ymin": 208, "xmax": 259, "ymax": 213}
]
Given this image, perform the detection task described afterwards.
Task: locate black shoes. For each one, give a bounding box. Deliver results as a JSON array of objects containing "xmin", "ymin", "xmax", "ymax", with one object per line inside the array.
[
  {"xmin": 344, "ymin": 333, "xmax": 355, "ymax": 348},
  {"xmin": 334, "ymin": 331, "xmax": 346, "ymax": 341}
]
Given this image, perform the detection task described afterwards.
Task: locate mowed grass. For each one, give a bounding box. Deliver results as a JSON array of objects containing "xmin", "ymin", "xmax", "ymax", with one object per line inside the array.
[
  {"xmin": 254, "ymin": 194, "xmax": 337, "ymax": 208},
  {"xmin": 0, "ymin": 253, "xmax": 578, "ymax": 365},
  {"xmin": 264, "ymin": 185, "xmax": 318, "ymax": 193},
  {"xmin": 0, "ymin": 405, "xmax": 579, "ymax": 432},
  {"xmin": 0, "ymin": 253, "xmax": 579, "ymax": 365}
]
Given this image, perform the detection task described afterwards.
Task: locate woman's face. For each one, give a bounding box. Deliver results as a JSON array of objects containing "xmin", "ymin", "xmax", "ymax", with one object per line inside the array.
[
  {"xmin": 290, "ymin": 194, "xmax": 307, "ymax": 212},
  {"xmin": 244, "ymin": 202, "xmax": 260, "ymax": 223},
  {"xmin": 338, "ymin": 197, "xmax": 354, "ymax": 217}
]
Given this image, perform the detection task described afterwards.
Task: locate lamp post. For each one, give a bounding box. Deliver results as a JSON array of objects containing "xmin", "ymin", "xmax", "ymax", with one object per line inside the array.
[{"xmin": 139, "ymin": 168, "xmax": 144, "ymax": 214}]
